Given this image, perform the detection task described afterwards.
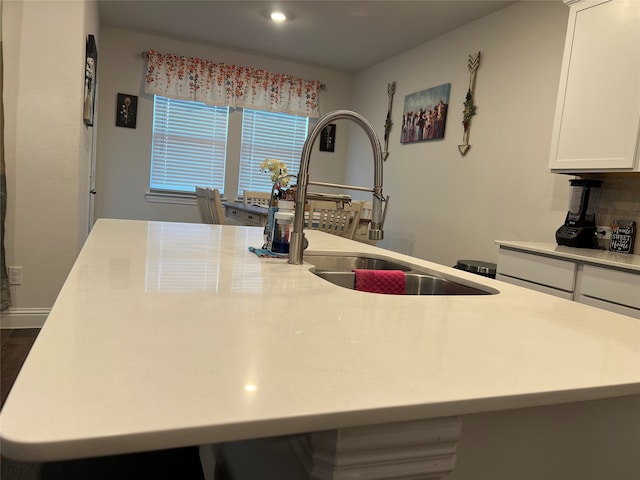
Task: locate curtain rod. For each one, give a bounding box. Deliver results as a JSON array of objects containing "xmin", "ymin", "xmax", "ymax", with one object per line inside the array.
[{"xmin": 141, "ymin": 51, "xmax": 326, "ymax": 90}]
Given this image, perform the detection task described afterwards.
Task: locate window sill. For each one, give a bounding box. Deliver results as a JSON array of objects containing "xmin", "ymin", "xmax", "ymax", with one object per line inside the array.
[
  {"xmin": 145, "ymin": 190, "xmax": 196, "ymax": 205},
  {"xmin": 145, "ymin": 190, "xmax": 234, "ymax": 205}
]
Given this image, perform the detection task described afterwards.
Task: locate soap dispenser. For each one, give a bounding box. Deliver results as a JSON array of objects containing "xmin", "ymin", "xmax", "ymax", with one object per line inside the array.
[{"xmin": 270, "ymin": 200, "xmax": 294, "ymax": 253}]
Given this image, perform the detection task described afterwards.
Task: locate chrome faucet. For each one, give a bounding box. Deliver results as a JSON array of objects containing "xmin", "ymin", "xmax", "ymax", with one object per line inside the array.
[{"xmin": 289, "ymin": 110, "xmax": 385, "ymax": 265}]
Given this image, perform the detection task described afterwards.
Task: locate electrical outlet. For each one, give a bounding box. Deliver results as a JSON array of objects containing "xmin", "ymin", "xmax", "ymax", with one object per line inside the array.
[
  {"xmin": 8, "ymin": 266, "xmax": 23, "ymax": 285},
  {"xmin": 596, "ymin": 226, "xmax": 612, "ymax": 240}
]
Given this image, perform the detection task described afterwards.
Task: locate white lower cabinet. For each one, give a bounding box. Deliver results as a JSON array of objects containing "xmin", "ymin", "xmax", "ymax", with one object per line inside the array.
[
  {"xmin": 578, "ymin": 265, "xmax": 640, "ymax": 317},
  {"xmin": 495, "ymin": 274, "xmax": 575, "ymax": 300},
  {"xmin": 496, "ymin": 248, "xmax": 576, "ymax": 300},
  {"xmin": 497, "ymin": 247, "xmax": 640, "ymax": 319}
]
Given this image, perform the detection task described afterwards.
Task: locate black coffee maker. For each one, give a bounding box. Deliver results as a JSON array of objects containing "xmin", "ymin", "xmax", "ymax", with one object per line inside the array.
[{"xmin": 556, "ymin": 179, "xmax": 603, "ymax": 248}]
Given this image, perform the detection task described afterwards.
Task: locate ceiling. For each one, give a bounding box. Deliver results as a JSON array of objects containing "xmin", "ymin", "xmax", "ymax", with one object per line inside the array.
[{"xmin": 98, "ymin": 1, "xmax": 515, "ymax": 73}]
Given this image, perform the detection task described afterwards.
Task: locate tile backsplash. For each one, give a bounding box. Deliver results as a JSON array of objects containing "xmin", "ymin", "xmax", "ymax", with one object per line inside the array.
[{"xmin": 595, "ymin": 177, "xmax": 640, "ymax": 254}]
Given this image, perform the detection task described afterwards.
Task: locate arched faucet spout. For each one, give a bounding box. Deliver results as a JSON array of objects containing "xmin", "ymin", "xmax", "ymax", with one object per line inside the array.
[{"xmin": 289, "ymin": 110, "xmax": 385, "ymax": 265}]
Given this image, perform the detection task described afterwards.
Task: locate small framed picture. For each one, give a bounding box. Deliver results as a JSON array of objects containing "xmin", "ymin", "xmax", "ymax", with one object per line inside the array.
[
  {"xmin": 319, "ymin": 124, "xmax": 336, "ymax": 152},
  {"xmin": 116, "ymin": 93, "xmax": 138, "ymax": 128}
]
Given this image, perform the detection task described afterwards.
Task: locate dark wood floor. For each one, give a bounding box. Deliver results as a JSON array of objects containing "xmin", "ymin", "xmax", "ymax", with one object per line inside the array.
[
  {"xmin": 1, "ymin": 329, "xmax": 40, "ymax": 408},
  {"xmin": 1, "ymin": 328, "xmax": 206, "ymax": 480}
]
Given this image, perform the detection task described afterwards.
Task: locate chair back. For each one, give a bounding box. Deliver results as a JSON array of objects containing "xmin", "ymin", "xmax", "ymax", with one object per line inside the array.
[
  {"xmin": 243, "ymin": 190, "xmax": 271, "ymax": 207},
  {"xmin": 195, "ymin": 186, "xmax": 213, "ymax": 224},
  {"xmin": 305, "ymin": 201, "xmax": 363, "ymax": 240},
  {"xmin": 206, "ymin": 188, "xmax": 225, "ymax": 225}
]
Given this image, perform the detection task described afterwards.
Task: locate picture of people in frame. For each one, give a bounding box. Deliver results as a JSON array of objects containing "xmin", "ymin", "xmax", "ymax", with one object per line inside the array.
[
  {"xmin": 83, "ymin": 34, "xmax": 97, "ymax": 127},
  {"xmin": 400, "ymin": 83, "xmax": 450, "ymax": 144}
]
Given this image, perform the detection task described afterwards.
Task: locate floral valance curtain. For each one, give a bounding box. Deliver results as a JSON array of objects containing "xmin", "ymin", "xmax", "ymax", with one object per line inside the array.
[{"xmin": 144, "ymin": 50, "xmax": 322, "ymax": 118}]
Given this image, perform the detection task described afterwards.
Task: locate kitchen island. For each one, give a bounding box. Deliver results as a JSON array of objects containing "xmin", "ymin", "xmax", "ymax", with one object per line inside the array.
[{"xmin": 1, "ymin": 219, "xmax": 638, "ymax": 479}]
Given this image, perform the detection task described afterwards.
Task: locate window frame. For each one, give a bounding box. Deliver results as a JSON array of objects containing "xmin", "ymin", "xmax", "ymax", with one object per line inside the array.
[
  {"xmin": 237, "ymin": 108, "xmax": 309, "ymax": 196},
  {"xmin": 146, "ymin": 97, "xmax": 311, "ymax": 204},
  {"xmin": 148, "ymin": 95, "xmax": 230, "ymax": 197}
]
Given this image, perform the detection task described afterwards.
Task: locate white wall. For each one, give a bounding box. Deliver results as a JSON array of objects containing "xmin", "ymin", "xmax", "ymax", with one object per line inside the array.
[
  {"xmin": 6, "ymin": 1, "xmax": 633, "ymax": 321},
  {"xmin": 3, "ymin": 0, "xmax": 99, "ymax": 325},
  {"xmin": 348, "ymin": 1, "xmax": 571, "ymax": 266},
  {"xmin": 93, "ymin": 27, "xmax": 354, "ymax": 223}
]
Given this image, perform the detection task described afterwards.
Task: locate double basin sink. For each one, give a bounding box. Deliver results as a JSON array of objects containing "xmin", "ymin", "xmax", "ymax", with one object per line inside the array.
[{"xmin": 305, "ymin": 254, "xmax": 498, "ymax": 296}]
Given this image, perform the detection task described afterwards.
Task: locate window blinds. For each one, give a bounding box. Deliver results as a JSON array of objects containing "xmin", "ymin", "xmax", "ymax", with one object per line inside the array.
[
  {"xmin": 237, "ymin": 109, "xmax": 308, "ymax": 196},
  {"xmin": 150, "ymin": 96, "xmax": 229, "ymax": 194}
]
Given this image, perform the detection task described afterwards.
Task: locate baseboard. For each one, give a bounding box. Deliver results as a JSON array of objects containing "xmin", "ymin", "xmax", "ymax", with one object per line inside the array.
[{"xmin": 0, "ymin": 308, "xmax": 49, "ymax": 328}]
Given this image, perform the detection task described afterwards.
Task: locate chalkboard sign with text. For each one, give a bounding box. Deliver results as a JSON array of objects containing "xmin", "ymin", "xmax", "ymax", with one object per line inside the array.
[{"xmin": 609, "ymin": 220, "xmax": 636, "ymax": 254}]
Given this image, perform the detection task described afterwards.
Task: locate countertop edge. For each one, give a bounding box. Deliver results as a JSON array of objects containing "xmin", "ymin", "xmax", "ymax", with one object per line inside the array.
[{"xmin": 495, "ymin": 240, "xmax": 640, "ymax": 272}]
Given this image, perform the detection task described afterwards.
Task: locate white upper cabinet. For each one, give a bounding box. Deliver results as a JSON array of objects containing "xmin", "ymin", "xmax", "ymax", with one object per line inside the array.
[{"xmin": 549, "ymin": 0, "xmax": 640, "ymax": 173}]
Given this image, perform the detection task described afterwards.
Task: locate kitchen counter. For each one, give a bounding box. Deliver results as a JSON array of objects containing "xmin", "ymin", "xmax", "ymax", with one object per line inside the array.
[
  {"xmin": 495, "ymin": 240, "xmax": 640, "ymax": 272},
  {"xmin": 2, "ymin": 220, "xmax": 639, "ymax": 476}
]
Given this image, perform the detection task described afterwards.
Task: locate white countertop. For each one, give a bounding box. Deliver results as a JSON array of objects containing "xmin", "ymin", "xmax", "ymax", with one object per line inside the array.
[
  {"xmin": 2, "ymin": 219, "xmax": 639, "ymax": 461},
  {"xmin": 495, "ymin": 240, "xmax": 640, "ymax": 272}
]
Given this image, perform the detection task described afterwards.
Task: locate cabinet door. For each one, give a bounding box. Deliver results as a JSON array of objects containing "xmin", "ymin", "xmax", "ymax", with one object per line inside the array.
[
  {"xmin": 496, "ymin": 274, "xmax": 575, "ymax": 300},
  {"xmin": 579, "ymin": 264, "xmax": 640, "ymax": 310},
  {"xmin": 549, "ymin": 0, "xmax": 640, "ymax": 172},
  {"xmin": 497, "ymin": 248, "xmax": 577, "ymax": 292}
]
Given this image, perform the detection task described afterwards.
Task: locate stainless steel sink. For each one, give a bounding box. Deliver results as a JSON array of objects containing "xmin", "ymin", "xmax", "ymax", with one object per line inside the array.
[
  {"xmin": 304, "ymin": 254, "xmax": 411, "ymax": 272},
  {"xmin": 314, "ymin": 271, "xmax": 490, "ymax": 295},
  {"xmin": 305, "ymin": 254, "xmax": 497, "ymax": 296}
]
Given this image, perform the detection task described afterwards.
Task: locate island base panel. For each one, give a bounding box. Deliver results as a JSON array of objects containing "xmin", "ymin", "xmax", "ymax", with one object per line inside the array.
[{"xmin": 200, "ymin": 416, "xmax": 462, "ymax": 480}]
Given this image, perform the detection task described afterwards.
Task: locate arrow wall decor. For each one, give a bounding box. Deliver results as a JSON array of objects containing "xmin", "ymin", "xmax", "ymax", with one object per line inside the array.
[
  {"xmin": 459, "ymin": 52, "xmax": 481, "ymax": 156},
  {"xmin": 382, "ymin": 81, "xmax": 396, "ymax": 161}
]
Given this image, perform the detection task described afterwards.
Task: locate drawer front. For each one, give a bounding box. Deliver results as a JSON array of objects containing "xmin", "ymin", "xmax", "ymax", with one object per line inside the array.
[
  {"xmin": 225, "ymin": 207, "xmax": 265, "ymax": 226},
  {"xmin": 496, "ymin": 274, "xmax": 574, "ymax": 300},
  {"xmin": 580, "ymin": 265, "xmax": 640, "ymax": 310},
  {"xmin": 497, "ymin": 248, "xmax": 576, "ymax": 291},
  {"xmin": 578, "ymin": 295, "xmax": 640, "ymax": 320},
  {"xmin": 226, "ymin": 207, "xmax": 241, "ymax": 218},
  {"xmin": 243, "ymin": 211, "xmax": 265, "ymax": 226}
]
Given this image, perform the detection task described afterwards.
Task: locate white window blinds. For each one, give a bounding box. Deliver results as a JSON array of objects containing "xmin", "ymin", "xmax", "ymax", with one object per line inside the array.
[
  {"xmin": 237, "ymin": 109, "xmax": 309, "ymax": 196},
  {"xmin": 150, "ymin": 96, "xmax": 229, "ymax": 194}
]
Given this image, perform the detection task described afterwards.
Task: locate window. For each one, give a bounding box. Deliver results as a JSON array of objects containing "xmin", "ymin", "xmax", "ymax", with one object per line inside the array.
[
  {"xmin": 150, "ymin": 96, "xmax": 229, "ymax": 194},
  {"xmin": 149, "ymin": 98, "xmax": 309, "ymax": 200},
  {"xmin": 237, "ymin": 109, "xmax": 309, "ymax": 196}
]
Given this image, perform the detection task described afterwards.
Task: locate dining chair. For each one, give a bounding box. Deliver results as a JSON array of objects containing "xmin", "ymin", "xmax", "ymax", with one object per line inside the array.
[
  {"xmin": 305, "ymin": 201, "xmax": 363, "ymax": 240},
  {"xmin": 195, "ymin": 186, "xmax": 214, "ymax": 224},
  {"xmin": 206, "ymin": 188, "xmax": 226, "ymax": 225},
  {"xmin": 243, "ymin": 190, "xmax": 271, "ymax": 207}
]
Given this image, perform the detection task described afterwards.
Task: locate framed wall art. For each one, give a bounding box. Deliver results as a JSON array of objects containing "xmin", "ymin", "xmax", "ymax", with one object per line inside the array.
[
  {"xmin": 116, "ymin": 93, "xmax": 138, "ymax": 129},
  {"xmin": 400, "ymin": 83, "xmax": 450, "ymax": 144},
  {"xmin": 83, "ymin": 34, "xmax": 97, "ymax": 126},
  {"xmin": 319, "ymin": 123, "xmax": 336, "ymax": 152}
]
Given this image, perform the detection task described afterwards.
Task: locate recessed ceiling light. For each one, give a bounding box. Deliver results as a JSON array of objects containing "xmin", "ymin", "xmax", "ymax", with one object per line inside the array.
[
  {"xmin": 261, "ymin": 8, "xmax": 295, "ymax": 23},
  {"xmin": 270, "ymin": 11, "xmax": 287, "ymax": 22}
]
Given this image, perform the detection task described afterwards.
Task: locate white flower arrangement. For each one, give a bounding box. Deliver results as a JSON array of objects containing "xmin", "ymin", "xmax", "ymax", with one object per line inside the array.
[{"xmin": 259, "ymin": 158, "xmax": 290, "ymax": 187}]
